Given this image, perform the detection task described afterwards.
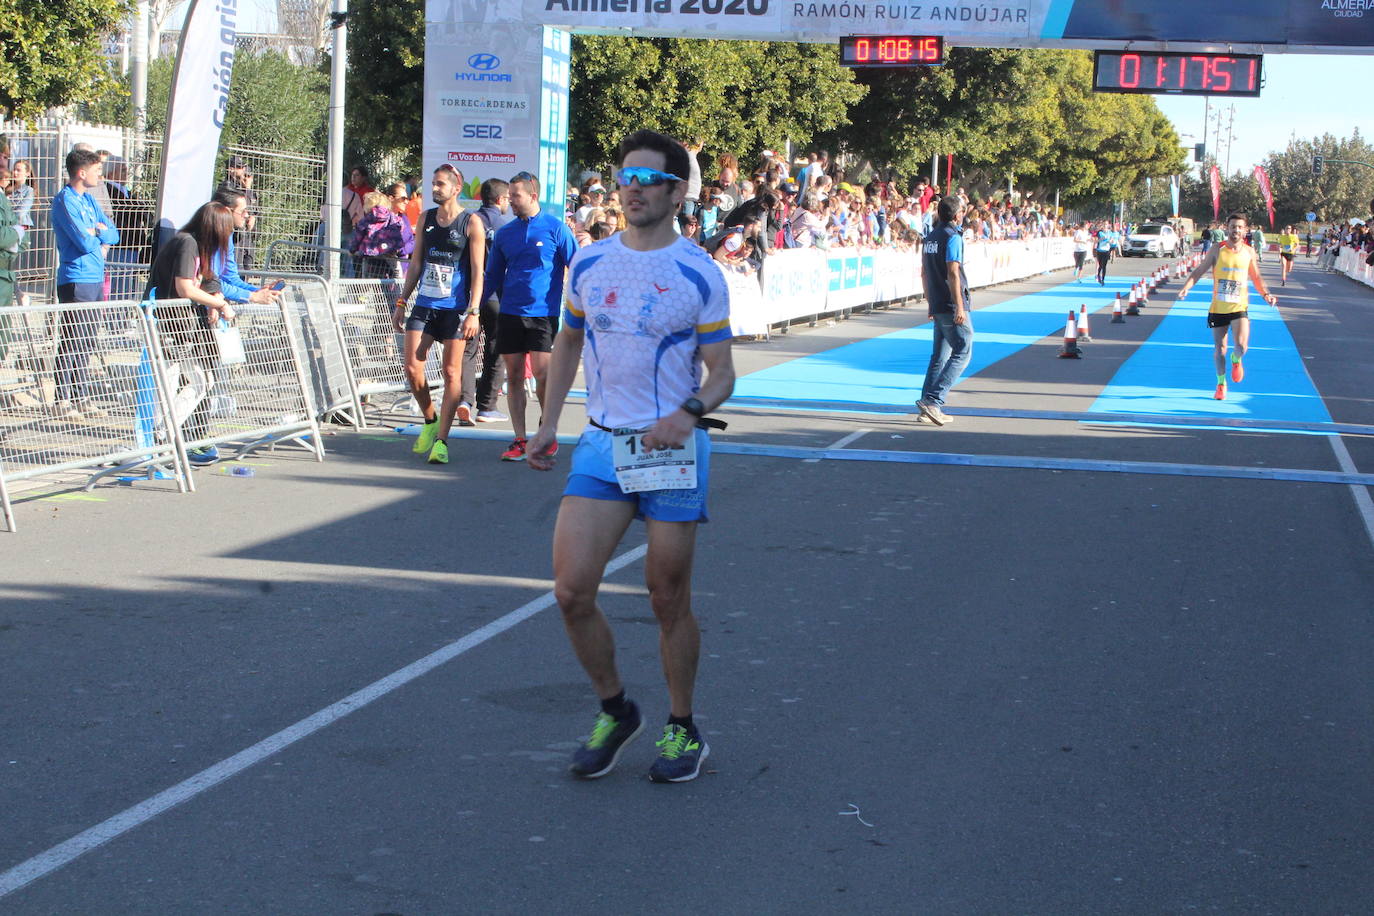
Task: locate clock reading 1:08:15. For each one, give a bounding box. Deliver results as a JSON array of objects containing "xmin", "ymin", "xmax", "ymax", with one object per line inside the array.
[
  {"xmin": 1093, "ymin": 51, "xmax": 1262, "ymax": 97},
  {"xmin": 839, "ymin": 35, "xmax": 944, "ymax": 68}
]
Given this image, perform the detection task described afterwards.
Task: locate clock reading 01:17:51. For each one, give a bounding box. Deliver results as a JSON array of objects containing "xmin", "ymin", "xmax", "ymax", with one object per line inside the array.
[
  {"xmin": 839, "ymin": 35, "xmax": 944, "ymax": 68},
  {"xmin": 1093, "ymin": 51, "xmax": 1262, "ymax": 97}
]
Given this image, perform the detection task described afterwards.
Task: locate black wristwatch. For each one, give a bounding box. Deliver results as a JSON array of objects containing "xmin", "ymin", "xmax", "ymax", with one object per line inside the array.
[{"xmin": 681, "ymin": 397, "xmax": 706, "ymax": 418}]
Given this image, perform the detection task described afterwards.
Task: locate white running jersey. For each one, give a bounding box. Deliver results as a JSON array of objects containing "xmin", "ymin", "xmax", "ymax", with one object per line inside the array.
[{"xmin": 564, "ymin": 234, "xmax": 732, "ymax": 430}]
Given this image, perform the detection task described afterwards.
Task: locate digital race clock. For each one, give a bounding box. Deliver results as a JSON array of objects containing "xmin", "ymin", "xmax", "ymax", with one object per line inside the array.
[
  {"xmin": 839, "ymin": 35, "xmax": 944, "ymax": 68},
  {"xmin": 1093, "ymin": 51, "xmax": 1262, "ymax": 97}
]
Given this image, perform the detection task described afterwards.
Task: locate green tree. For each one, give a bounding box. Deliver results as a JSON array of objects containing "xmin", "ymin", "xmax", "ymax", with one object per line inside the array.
[
  {"xmin": 569, "ymin": 36, "xmax": 865, "ymax": 177},
  {"xmin": 0, "ymin": 0, "xmax": 132, "ymax": 120},
  {"xmin": 343, "ymin": 0, "xmax": 424, "ymax": 181},
  {"xmin": 84, "ymin": 50, "xmax": 328, "ymax": 155},
  {"xmin": 827, "ymin": 48, "xmax": 1184, "ymax": 205},
  {"xmin": 1262, "ymin": 131, "xmax": 1374, "ymax": 226}
]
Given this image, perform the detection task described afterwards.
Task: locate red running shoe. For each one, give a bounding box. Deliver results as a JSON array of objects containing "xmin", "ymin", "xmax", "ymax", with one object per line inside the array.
[
  {"xmin": 1214, "ymin": 383, "xmax": 1227, "ymax": 401},
  {"xmin": 500, "ymin": 438, "xmax": 527, "ymax": 461},
  {"xmin": 1230, "ymin": 357, "xmax": 1244, "ymax": 384}
]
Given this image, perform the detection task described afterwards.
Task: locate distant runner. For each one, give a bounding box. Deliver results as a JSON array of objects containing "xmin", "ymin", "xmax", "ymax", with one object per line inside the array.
[
  {"xmin": 1276, "ymin": 224, "xmax": 1300, "ymax": 286},
  {"xmin": 1093, "ymin": 222, "xmax": 1113, "ymax": 286},
  {"xmin": 1177, "ymin": 212, "xmax": 1277, "ymax": 401}
]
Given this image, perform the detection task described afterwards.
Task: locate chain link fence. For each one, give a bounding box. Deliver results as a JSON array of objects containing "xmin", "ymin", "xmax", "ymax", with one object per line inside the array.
[{"xmin": 2, "ymin": 119, "xmax": 326, "ymax": 305}]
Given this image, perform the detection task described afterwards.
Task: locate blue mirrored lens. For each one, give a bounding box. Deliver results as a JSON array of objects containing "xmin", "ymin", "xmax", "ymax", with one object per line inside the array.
[{"xmin": 616, "ymin": 167, "xmax": 682, "ymax": 187}]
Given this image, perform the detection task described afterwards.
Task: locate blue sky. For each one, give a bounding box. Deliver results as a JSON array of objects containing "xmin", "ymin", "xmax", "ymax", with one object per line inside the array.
[{"xmin": 1153, "ymin": 54, "xmax": 1373, "ymax": 177}]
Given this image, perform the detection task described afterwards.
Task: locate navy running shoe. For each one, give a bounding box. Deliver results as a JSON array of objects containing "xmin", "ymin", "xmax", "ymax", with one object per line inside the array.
[
  {"xmin": 648, "ymin": 723, "xmax": 710, "ymax": 783},
  {"xmin": 569, "ymin": 702, "xmax": 643, "ymax": 779}
]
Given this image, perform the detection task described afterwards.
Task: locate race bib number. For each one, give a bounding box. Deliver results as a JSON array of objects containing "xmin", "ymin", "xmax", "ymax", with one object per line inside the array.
[
  {"xmin": 611, "ymin": 429, "xmax": 697, "ymax": 493},
  {"xmin": 1216, "ymin": 278, "xmax": 1242, "ymax": 304},
  {"xmin": 418, "ymin": 261, "xmax": 454, "ymax": 299}
]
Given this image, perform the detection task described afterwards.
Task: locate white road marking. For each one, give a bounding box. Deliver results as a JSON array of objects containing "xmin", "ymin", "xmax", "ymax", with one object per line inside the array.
[
  {"xmin": 0, "ymin": 544, "xmax": 649, "ymax": 900},
  {"xmin": 1327, "ymin": 436, "xmax": 1374, "ymax": 553},
  {"xmin": 805, "ymin": 428, "xmax": 871, "ymax": 463}
]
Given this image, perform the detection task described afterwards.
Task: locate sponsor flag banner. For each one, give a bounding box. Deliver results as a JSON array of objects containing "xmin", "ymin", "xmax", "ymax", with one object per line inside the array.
[
  {"xmin": 1209, "ymin": 165, "xmax": 1221, "ymax": 220},
  {"xmin": 1169, "ymin": 175, "xmax": 1180, "ymax": 217},
  {"xmin": 153, "ymin": 0, "xmax": 238, "ymax": 254},
  {"xmin": 1254, "ymin": 165, "xmax": 1275, "ymax": 228}
]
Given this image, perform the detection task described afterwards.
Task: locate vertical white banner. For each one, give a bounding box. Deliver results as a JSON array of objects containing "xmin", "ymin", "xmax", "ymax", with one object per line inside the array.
[{"xmin": 153, "ymin": 0, "xmax": 238, "ymax": 252}]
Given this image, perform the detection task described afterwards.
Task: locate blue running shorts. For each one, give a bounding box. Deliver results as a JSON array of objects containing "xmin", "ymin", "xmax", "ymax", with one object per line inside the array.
[{"xmin": 564, "ymin": 426, "xmax": 711, "ymax": 523}]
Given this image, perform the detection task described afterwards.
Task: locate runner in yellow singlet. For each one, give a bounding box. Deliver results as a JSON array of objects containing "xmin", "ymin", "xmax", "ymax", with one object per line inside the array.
[
  {"xmin": 1177, "ymin": 212, "xmax": 1277, "ymax": 401},
  {"xmin": 1276, "ymin": 224, "xmax": 1300, "ymax": 286}
]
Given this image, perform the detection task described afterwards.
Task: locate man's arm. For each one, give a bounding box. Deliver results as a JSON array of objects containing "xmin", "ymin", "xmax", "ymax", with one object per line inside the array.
[
  {"xmin": 525, "ymin": 323, "xmax": 586, "ymax": 468},
  {"xmin": 641, "ymin": 339, "xmax": 735, "ymax": 452},
  {"xmin": 218, "ymin": 238, "xmax": 267, "ymax": 304},
  {"xmin": 946, "ymin": 258, "xmax": 967, "ymax": 325},
  {"xmin": 1248, "ymin": 258, "xmax": 1277, "ymax": 304},
  {"xmin": 52, "ymin": 193, "xmax": 105, "ymax": 255},
  {"xmin": 92, "ymin": 200, "xmax": 120, "ymax": 246},
  {"xmin": 460, "ymin": 214, "xmax": 485, "ymax": 339}
]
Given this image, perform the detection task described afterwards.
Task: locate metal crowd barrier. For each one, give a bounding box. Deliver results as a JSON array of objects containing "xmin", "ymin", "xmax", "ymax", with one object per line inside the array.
[
  {"xmin": 254, "ymin": 271, "xmax": 365, "ymax": 427},
  {"xmin": 0, "ymin": 456, "xmax": 12, "ymax": 532},
  {"xmin": 149, "ymin": 296, "xmax": 325, "ymax": 472},
  {"xmin": 0, "ymin": 299, "xmax": 190, "ymax": 527},
  {"xmin": 329, "ymin": 278, "xmax": 447, "ymax": 422}
]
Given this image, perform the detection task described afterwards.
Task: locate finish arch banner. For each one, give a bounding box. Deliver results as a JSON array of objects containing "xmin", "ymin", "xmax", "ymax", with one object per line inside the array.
[{"xmin": 427, "ymin": 0, "xmax": 1374, "ymax": 49}]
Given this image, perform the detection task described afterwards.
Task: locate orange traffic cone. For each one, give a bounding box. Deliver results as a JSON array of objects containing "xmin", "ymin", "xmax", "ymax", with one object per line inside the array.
[
  {"xmin": 1126, "ymin": 286, "xmax": 1141, "ymax": 316},
  {"xmin": 1058, "ymin": 311, "xmax": 1082, "ymax": 358},
  {"xmin": 1111, "ymin": 292, "xmax": 1126, "ymax": 323},
  {"xmin": 1138, "ymin": 280, "xmax": 1149, "ymax": 307},
  {"xmin": 1078, "ymin": 304, "xmax": 1091, "ymax": 341}
]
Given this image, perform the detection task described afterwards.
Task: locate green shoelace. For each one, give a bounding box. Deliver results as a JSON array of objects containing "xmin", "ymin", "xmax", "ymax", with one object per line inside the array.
[{"xmin": 656, "ymin": 725, "xmax": 697, "ymax": 760}]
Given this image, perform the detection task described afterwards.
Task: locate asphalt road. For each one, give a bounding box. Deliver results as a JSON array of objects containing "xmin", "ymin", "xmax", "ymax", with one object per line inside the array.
[{"xmin": 2, "ymin": 253, "xmax": 1371, "ymax": 914}]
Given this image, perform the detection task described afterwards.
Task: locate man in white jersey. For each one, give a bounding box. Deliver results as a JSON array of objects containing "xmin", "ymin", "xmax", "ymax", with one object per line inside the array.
[{"xmin": 527, "ymin": 130, "xmax": 735, "ymax": 784}]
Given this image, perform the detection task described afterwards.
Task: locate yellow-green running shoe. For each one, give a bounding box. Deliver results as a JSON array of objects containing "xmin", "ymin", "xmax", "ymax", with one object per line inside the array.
[
  {"xmin": 427, "ymin": 440, "xmax": 449, "ymax": 464},
  {"xmin": 413, "ymin": 420, "xmax": 439, "ymax": 454}
]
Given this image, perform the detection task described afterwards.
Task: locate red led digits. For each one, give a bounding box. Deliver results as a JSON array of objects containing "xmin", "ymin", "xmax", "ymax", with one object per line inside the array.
[
  {"xmin": 840, "ymin": 35, "xmax": 944, "ymax": 68},
  {"xmin": 1119, "ymin": 53, "xmax": 1141, "ymax": 89},
  {"xmin": 1094, "ymin": 51, "xmax": 1262, "ymax": 97}
]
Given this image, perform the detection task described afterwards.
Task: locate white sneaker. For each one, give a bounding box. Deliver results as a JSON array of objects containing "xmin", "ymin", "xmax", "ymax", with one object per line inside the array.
[
  {"xmin": 80, "ymin": 400, "xmax": 108, "ymax": 419},
  {"xmin": 917, "ymin": 401, "xmax": 951, "ymax": 426},
  {"xmin": 55, "ymin": 400, "xmax": 83, "ymax": 421}
]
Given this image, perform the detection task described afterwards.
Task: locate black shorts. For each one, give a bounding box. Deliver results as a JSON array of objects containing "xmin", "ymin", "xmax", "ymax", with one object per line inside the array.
[
  {"xmin": 1207, "ymin": 310, "xmax": 1248, "ymax": 329},
  {"xmin": 497, "ymin": 314, "xmax": 559, "ymax": 354},
  {"xmin": 1073, "ymin": 250, "xmax": 1087, "ymax": 268},
  {"xmin": 405, "ymin": 305, "xmax": 465, "ymax": 340},
  {"xmin": 1281, "ymin": 252, "xmax": 1294, "ymax": 262}
]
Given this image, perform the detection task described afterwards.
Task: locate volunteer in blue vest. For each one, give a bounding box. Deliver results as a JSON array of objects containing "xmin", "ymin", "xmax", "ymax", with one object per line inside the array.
[
  {"xmin": 484, "ymin": 170, "xmax": 578, "ymax": 462},
  {"xmin": 916, "ymin": 195, "xmax": 972, "ymax": 427},
  {"xmin": 392, "ymin": 164, "xmax": 487, "ymax": 465}
]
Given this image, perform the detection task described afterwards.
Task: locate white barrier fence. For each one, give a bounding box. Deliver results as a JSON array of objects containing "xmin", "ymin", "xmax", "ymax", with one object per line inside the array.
[
  {"xmin": 0, "ymin": 295, "xmax": 322, "ymax": 529},
  {"xmin": 1334, "ymin": 247, "xmax": 1374, "ymax": 289},
  {"xmin": 746, "ymin": 237, "xmax": 1074, "ymax": 332}
]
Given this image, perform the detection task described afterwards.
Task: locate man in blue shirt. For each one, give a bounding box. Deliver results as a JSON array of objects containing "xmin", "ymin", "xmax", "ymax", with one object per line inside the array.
[
  {"xmin": 916, "ymin": 196, "xmax": 972, "ymax": 427},
  {"xmin": 485, "ymin": 171, "xmax": 577, "ymax": 461},
  {"xmin": 52, "ymin": 148, "xmax": 120, "ymax": 419},
  {"xmin": 211, "ymin": 188, "xmax": 281, "ymax": 306}
]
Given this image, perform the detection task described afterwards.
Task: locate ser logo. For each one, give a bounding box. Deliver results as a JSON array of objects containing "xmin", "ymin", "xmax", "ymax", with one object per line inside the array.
[
  {"xmin": 462, "ymin": 124, "xmax": 504, "ymax": 139},
  {"xmin": 455, "ymin": 53, "xmax": 513, "ymax": 83}
]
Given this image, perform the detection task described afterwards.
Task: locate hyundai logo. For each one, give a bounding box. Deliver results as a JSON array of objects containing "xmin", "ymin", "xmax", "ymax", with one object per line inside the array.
[{"xmin": 468, "ymin": 53, "xmax": 501, "ymax": 71}]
